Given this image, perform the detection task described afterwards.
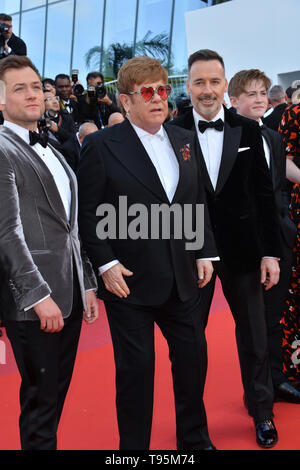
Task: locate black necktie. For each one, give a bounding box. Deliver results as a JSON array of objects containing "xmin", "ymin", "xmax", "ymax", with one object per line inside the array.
[
  {"xmin": 198, "ymin": 118, "xmax": 224, "ymax": 133},
  {"xmin": 29, "ymin": 130, "xmax": 48, "ymax": 148}
]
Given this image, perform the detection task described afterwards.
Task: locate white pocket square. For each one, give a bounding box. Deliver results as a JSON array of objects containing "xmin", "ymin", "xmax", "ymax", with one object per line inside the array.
[{"xmin": 238, "ymin": 147, "xmax": 250, "ymax": 152}]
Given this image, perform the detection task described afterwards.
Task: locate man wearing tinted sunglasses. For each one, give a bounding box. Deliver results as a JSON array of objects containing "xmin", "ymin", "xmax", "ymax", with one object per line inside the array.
[{"xmin": 77, "ymin": 56, "xmax": 218, "ymax": 450}]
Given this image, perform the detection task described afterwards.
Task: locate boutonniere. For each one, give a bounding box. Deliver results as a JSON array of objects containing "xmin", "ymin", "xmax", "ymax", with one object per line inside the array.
[{"xmin": 180, "ymin": 143, "xmax": 191, "ymax": 161}]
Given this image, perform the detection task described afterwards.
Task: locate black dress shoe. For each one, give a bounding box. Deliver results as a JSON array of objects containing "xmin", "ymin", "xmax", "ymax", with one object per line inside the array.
[
  {"xmin": 275, "ymin": 381, "xmax": 300, "ymax": 404},
  {"xmin": 255, "ymin": 419, "xmax": 278, "ymax": 448},
  {"xmin": 202, "ymin": 445, "xmax": 217, "ymax": 450}
]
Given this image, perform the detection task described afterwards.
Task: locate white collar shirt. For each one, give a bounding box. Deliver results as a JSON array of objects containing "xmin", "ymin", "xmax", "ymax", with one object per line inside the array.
[
  {"xmin": 259, "ymin": 118, "xmax": 270, "ymax": 169},
  {"xmin": 63, "ymin": 99, "xmax": 72, "ymax": 113},
  {"xmin": 193, "ymin": 106, "xmax": 225, "ymax": 190},
  {"xmin": 130, "ymin": 121, "xmax": 179, "ymax": 203}
]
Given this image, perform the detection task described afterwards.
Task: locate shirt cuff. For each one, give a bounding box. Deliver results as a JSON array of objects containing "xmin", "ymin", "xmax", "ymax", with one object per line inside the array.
[
  {"xmin": 98, "ymin": 259, "xmax": 119, "ymax": 276},
  {"xmin": 197, "ymin": 257, "xmax": 220, "ymax": 261},
  {"xmin": 24, "ymin": 294, "xmax": 50, "ymax": 311}
]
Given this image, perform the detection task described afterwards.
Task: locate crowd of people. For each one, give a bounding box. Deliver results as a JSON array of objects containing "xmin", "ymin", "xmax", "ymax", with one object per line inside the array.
[{"xmin": 0, "ymin": 11, "xmax": 300, "ymax": 453}]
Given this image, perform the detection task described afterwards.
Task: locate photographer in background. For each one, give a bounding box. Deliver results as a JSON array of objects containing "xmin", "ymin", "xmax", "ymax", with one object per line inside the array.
[
  {"xmin": 0, "ymin": 14, "xmax": 26, "ymax": 59},
  {"xmin": 55, "ymin": 73, "xmax": 80, "ymax": 127},
  {"xmin": 42, "ymin": 77, "xmax": 56, "ymax": 95},
  {"xmin": 71, "ymin": 69, "xmax": 85, "ymax": 99},
  {"xmin": 61, "ymin": 122, "xmax": 98, "ymax": 172},
  {"xmin": 173, "ymin": 93, "xmax": 192, "ymax": 118},
  {"xmin": 41, "ymin": 89, "xmax": 76, "ymax": 146},
  {"xmin": 77, "ymin": 71, "xmax": 119, "ymax": 128}
]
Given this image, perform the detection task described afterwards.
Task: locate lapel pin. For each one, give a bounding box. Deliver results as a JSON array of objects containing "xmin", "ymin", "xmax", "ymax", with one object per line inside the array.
[{"xmin": 180, "ymin": 143, "xmax": 191, "ymax": 161}]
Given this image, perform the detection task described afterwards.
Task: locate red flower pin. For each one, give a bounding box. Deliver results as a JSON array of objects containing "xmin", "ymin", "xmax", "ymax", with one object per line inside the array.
[{"xmin": 180, "ymin": 143, "xmax": 191, "ymax": 161}]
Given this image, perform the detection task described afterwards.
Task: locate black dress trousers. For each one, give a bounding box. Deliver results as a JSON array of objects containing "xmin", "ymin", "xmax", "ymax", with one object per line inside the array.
[
  {"xmin": 198, "ymin": 261, "xmax": 274, "ymax": 422},
  {"xmin": 5, "ymin": 274, "xmax": 83, "ymax": 450},
  {"xmin": 105, "ymin": 284, "xmax": 212, "ymax": 451}
]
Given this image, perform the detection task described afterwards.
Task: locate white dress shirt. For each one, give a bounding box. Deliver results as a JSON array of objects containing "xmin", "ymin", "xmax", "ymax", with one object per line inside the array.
[
  {"xmin": 62, "ymin": 100, "xmax": 72, "ymax": 114},
  {"xmin": 131, "ymin": 122, "xmax": 180, "ymax": 202},
  {"xmin": 193, "ymin": 106, "xmax": 225, "ymax": 190},
  {"xmin": 259, "ymin": 119, "xmax": 270, "ymax": 169},
  {"xmin": 4, "ymin": 120, "xmax": 73, "ymax": 310}
]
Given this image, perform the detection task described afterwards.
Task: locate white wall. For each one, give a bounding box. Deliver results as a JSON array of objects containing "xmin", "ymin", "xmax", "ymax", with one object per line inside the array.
[{"xmin": 185, "ymin": 0, "xmax": 300, "ymax": 91}]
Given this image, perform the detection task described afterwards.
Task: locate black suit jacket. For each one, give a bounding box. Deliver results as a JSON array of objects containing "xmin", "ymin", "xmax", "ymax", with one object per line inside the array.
[
  {"xmin": 77, "ymin": 118, "xmax": 217, "ymax": 305},
  {"xmin": 61, "ymin": 134, "xmax": 81, "ymax": 172},
  {"xmin": 261, "ymin": 125, "xmax": 296, "ymax": 250},
  {"xmin": 170, "ymin": 107, "xmax": 282, "ymax": 273},
  {"xmin": 59, "ymin": 98, "xmax": 80, "ymax": 126},
  {"xmin": 77, "ymin": 93, "xmax": 120, "ymax": 128},
  {"xmin": 263, "ymin": 103, "xmax": 287, "ymax": 132},
  {"xmin": 49, "ymin": 110, "xmax": 77, "ymax": 145},
  {"xmin": 7, "ymin": 33, "xmax": 27, "ymax": 56}
]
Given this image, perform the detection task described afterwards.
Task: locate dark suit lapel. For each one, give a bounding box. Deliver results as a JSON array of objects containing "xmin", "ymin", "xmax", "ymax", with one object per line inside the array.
[
  {"xmin": 163, "ymin": 124, "xmax": 192, "ymax": 203},
  {"xmin": 105, "ymin": 119, "xmax": 169, "ymax": 203},
  {"xmin": 215, "ymin": 116, "xmax": 242, "ymax": 194}
]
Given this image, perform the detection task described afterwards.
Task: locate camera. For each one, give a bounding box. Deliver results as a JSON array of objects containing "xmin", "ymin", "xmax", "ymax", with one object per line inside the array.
[
  {"xmin": 0, "ymin": 23, "xmax": 9, "ymax": 34},
  {"xmin": 71, "ymin": 69, "xmax": 79, "ymax": 84},
  {"xmin": 38, "ymin": 109, "xmax": 59, "ymax": 131},
  {"xmin": 0, "ymin": 23, "xmax": 10, "ymax": 56},
  {"xmin": 87, "ymin": 82, "xmax": 107, "ymax": 102},
  {"xmin": 71, "ymin": 69, "xmax": 84, "ymax": 97},
  {"xmin": 45, "ymin": 109, "xmax": 59, "ymax": 120}
]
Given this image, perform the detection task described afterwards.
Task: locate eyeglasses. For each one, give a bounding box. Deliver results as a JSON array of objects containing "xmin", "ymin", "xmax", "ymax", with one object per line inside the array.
[
  {"xmin": 44, "ymin": 96, "xmax": 59, "ymax": 103},
  {"xmin": 127, "ymin": 84, "xmax": 172, "ymax": 102}
]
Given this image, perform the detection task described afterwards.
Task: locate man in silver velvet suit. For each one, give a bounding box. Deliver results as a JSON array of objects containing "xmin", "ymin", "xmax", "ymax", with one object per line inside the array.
[{"xmin": 0, "ymin": 56, "xmax": 99, "ymax": 450}]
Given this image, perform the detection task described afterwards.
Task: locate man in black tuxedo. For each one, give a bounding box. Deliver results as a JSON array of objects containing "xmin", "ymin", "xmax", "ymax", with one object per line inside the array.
[
  {"xmin": 263, "ymin": 85, "xmax": 288, "ymax": 131},
  {"xmin": 170, "ymin": 50, "xmax": 282, "ymax": 448},
  {"xmin": 55, "ymin": 74, "xmax": 80, "ymax": 126},
  {"xmin": 61, "ymin": 122, "xmax": 98, "ymax": 172},
  {"xmin": 77, "ymin": 56, "xmax": 218, "ymax": 450},
  {"xmin": 77, "ymin": 71, "xmax": 120, "ymax": 129},
  {"xmin": 43, "ymin": 89, "xmax": 76, "ymax": 145},
  {"xmin": 228, "ymin": 69, "xmax": 300, "ymax": 405},
  {"xmin": 0, "ymin": 14, "xmax": 26, "ymax": 58}
]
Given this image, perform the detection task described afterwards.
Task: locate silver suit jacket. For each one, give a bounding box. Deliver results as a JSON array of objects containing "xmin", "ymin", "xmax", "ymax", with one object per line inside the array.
[{"xmin": 0, "ymin": 126, "xmax": 97, "ymax": 322}]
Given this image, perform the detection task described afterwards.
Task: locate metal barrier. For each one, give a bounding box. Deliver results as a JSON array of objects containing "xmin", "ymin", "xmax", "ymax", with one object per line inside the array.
[{"xmin": 105, "ymin": 74, "xmax": 188, "ymax": 106}]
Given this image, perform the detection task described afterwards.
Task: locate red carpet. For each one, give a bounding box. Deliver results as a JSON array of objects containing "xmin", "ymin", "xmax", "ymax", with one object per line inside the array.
[{"xmin": 1, "ymin": 279, "xmax": 300, "ymax": 450}]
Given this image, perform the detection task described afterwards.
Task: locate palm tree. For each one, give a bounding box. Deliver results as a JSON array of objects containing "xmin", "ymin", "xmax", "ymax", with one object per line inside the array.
[{"xmin": 85, "ymin": 30, "xmax": 170, "ymax": 79}]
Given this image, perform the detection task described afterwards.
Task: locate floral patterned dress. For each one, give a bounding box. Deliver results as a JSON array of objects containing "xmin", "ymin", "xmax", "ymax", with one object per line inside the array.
[
  {"xmin": 279, "ymin": 104, "xmax": 300, "ymax": 384},
  {"xmin": 281, "ymin": 184, "xmax": 300, "ymax": 383}
]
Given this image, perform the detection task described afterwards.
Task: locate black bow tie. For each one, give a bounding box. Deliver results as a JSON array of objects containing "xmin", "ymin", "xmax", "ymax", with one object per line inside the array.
[
  {"xmin": 198, "ymin": 118, "xmax": 224, "ymax": 133},
  {"xmin": 29, "ymin": 130, "xmax": 48, "ymax": 148}
]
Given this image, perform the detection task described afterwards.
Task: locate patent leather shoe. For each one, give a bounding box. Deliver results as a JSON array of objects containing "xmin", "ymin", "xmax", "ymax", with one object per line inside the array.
[
  {"xmin": 275, "ymin": 381, "xmax": 300, "ymax": 404},
  {"xmin": 255, "ymin": 419, "xmax": 278, "ymax": 448}
]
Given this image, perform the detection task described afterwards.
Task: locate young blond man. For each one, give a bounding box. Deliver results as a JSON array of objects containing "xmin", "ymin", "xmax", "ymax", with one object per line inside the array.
[{"xmin": 228, "ymin": 69, "xmax": 300, "ymax": 405}]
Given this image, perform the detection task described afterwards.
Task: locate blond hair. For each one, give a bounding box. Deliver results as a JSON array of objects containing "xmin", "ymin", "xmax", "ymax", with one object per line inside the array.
[
  {"xmin": 117, "ymin": 56, "xmax": 168, "ymax": 94},
  {"xmin": 228, "ymin": 69, "xmax": 271, "ymax": 98}
]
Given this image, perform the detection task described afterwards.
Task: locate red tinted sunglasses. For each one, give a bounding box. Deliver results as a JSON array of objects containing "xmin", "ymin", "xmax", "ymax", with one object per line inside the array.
[{"xmin": 127, "ymin": 84, "xmax": 172, "ymax": 102}]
